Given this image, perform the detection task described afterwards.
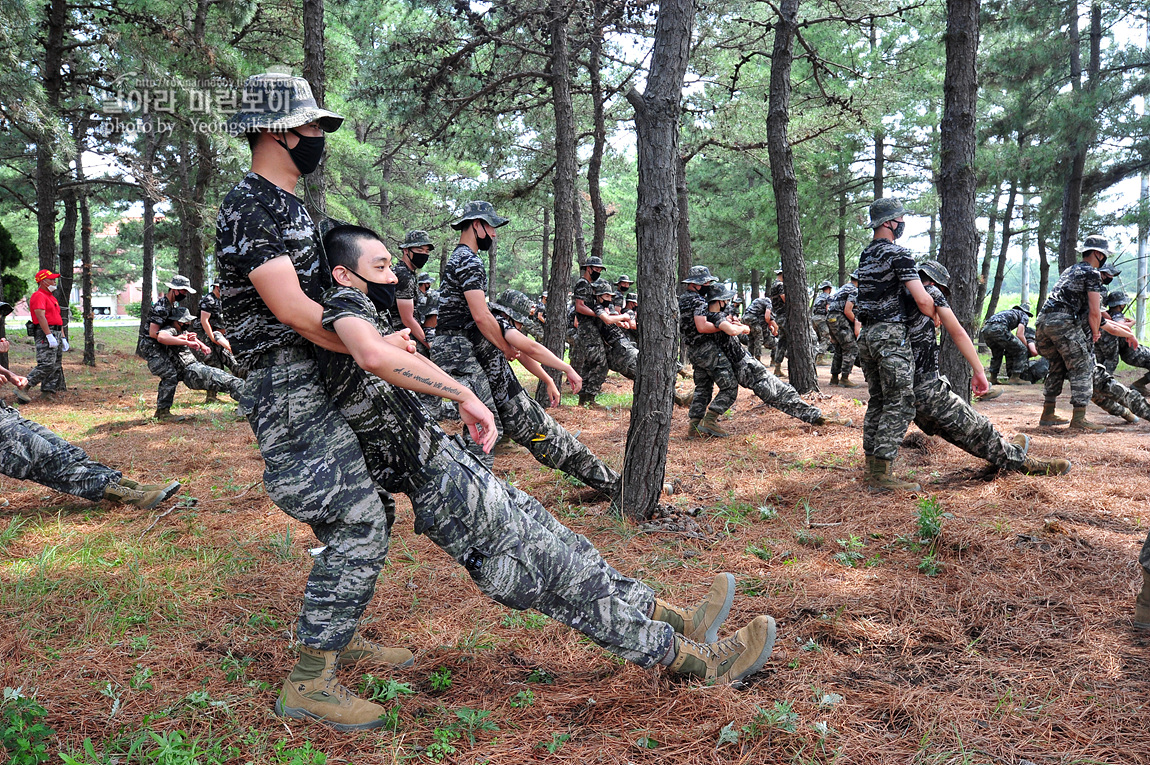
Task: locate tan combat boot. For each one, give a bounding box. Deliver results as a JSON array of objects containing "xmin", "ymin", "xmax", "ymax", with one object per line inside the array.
[
  {"xmin": 686, "ymin": 419, "xmax": 703, "ymax": 438},
  {"xmin": 1005, "ymin": 375, "xmax": 1027, "ymax": 385},
  {"xmin": 153, "ymin": 407, "xmax": 186, "ymax": 422},
  {"xmin": 1039, "ymin": 401, "xmax": 1069, "ymax": 427},
  {"xmin": 651, "ymin": 573, "xmax": 735, "ymax": 644},
  {"xmin": 865, "ymin": 458, "xmax": 921, "ymax": 493},
  {"xmin": 1121, "ymin": 411, "xmax": 1140, "ymax": 424},
  {"xmin": 1135, "ymin": 568, "xmax": 1150, "ymax": 631},
  {"xmin": 204, "ymin": 390, "xmax": 219, "ymax": 403},
  {"xmin": 1069, "ymin": 406, "xmax": 1106, "ymax": 433},
  {"xmin": 1011, "ymin": 434, "xmax": 1071, "ymax": 475},
  {"xmin": 276, "ymin": 645, "xmax": 388, "ymax": 731},
  {"xmin": 1132, "ymin": 374, "xmax": 1150, "ymax": 397},
  {"xmin": 667, "ymin": 615, "xmax": 777, "ymax": 685},
  {"xmin": 839, "ymin": 375, "xmax": 858, "ymax": 388},
  {"xmin": 673, "ymin": 390, "xmax": 691, "ymax": 407},
  {"xmin": 829, "ymin": 374, "xmax": 839, "ymax": 386},
  {"xmin": 103, "ymin": 481, "xmax": 170, "ymax": 510},
  {"xmin": 814, "ymin": 414, "xmax": 853, "ymax": 427},
  {"xmin": 337, "ymin": 631, "xmax": 414, "ymax": 668},
  {"xmin": 697, "ymin": 410, "xmax": 730, "ymax": 438}
]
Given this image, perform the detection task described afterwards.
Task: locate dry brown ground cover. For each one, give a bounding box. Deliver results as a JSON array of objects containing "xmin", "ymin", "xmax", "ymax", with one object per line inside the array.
[{"xmin": 1, "ymin": 331, "xmax": 1148, "ymax": 764}]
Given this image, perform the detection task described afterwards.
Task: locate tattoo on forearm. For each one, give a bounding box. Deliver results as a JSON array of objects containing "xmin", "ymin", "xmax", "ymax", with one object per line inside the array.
[{"xmin": 396, "ymin": 368, "xmax": 462, "ymax": 397}]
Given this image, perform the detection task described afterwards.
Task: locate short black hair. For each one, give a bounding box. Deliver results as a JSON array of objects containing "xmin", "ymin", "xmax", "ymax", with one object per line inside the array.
[
  {"xmin": 246, "ymin": 130, "xmax": 261, "ymax": 152},
  {"xmin": 324, "ymin": 225, "xmax": 384, "ymax": 272}
]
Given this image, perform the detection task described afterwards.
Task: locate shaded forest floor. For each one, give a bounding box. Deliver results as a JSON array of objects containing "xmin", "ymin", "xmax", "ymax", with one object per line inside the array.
[{"xmin": 1, "ymin": 328, "xmax": 1148, "ymax": 764}]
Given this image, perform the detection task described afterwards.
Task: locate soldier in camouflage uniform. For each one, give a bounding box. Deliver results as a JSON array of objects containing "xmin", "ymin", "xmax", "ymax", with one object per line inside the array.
[
  {"xmin": 1104, "ymin": 293, "xmax": 1150, "ymax": 394},
  {"xmin": 911, "ymin": 262, "xmax": 1069, "ymax": 476},
  {"xmin": 827, "ymin": 272, "xmax": 859, "ymax": 387},
  {"xmin": 158, "ymin": 308, "xmax": 247, "ymax": 402},
  {"xmin": 856, "ymin": 198, "xmax": 952, "ymax": 492},
  {"xmin": 431, "ymin": 201, "xmax": 516, "ymax": 468},
  {"xmin": 392, "ymin": 230, "xmax": 435, "ymax": 350},
  {"xmin": 1137, "ymin": 531, "xmax": 1150, "ymax": 630},
  {"xmin": 811, "ymin": 280, "xmax": 834, "ymax": 360},
  {"xmin": 315, "ymin": 226, "xmax": 778, "ymax": 687},
  {"xmin": 623, "ymin": 292, "xmax": 639, "ymax": 345},
  {"xmin": 137, "ymin": 274, "xmax": 200, "ymax": 420},
  {"xmin": 218, "ymin": 74, "xmax": 416, "ymax": 732},
  {"xmin": 1034, "ymin": 236, "xmax": 1107, "ymax": 431},
  {"xmin": 743, "ymin": 294, "xmax": 776, "ymax": 361},
  {"xmin": 980, "ymin": 304, "xmax": 1034, "ymax": 385},
  {"xmin": 680, "ymin": 266, "xmax": 739, "ymax": 438},
  {"xmin": 590, "ymin": 281, "xmax": 639, "ymax": 381},
  {"xmin": 612, "ymin": 274, "xmax": 633, "ymax": 310},
  {"xmin": 769, "ymin": 269, "xmax": 788, "ymax": 376},
  {"xmin": 196, "ymin": 283, "xmax": 241, "ymax": 388},
  {"xmin": 0, "ymin": 338, "xmax": 181, "ymax": 507},
  {"xmin": 704, "ymin": 288, "xmax": 852, "ymax": 428},
  {"xmin": 571, "ymin": 256, "xmax": 622, "ymax": 407}
]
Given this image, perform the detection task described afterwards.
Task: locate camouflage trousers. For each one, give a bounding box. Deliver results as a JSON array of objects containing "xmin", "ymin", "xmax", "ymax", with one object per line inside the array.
[
  {"xmin": 142, "ymin": 345, "xmax": 181, "ymax": 410},
  {"xmin": 1035, "ymin": 312, "xmax": 1095, "ymax": 407},
  {"xmin": 687, "ymin": 342, "xmax": 739, "ymax": 420},
  {"xmin": 406, "ymin": 439, "xmax": 672, "ymax": 667},
  {"xmin": 432, "ymin": 330, "xmax": 503, "ymax": 470},
  {"xmin": 827, "ymin": 313, "xmax": 857, "ymax": 379},
  {"xmin": 813, "ymin": 316, "xmax": 832, "ymax": 355},
  {"xmin": 499, "ymin": 390, "xmax": 619, "ymax": 496},
  {"xmin": 574, "ymin": 323, "xmax": 609, "ymax": 397},
  {"xmin": 1141, "ymin": 530, "xmax": 1150, "ymax": 572},
  {"xmin": 240, "ymin": 352, "xmax": 392, "ymax": 651},
  {"xmin": 0, "ymin": 403, "xmax": 120, "ymax": 501},
  {"xmin": 201, "ymin": 332, "xmax": 241, "ymax": 376},
  {"xmin": 913, "ymin": 376, "xmax": 1025, "ymax": 471},
  {"xmin": 733, "ymin": 353, "xmax": 822, "ymax": 424},
  {"xmin": 772, "ymin": 318, "xmax": 789, "ymax": 366},
  {"xmin": 747, "ymin": 324, "xmax": 764, "ymax": 360},
  {"xmin": 25, "ymin": 329, "xmax": 65, "ymax": 393},
  {"xmin": 857, "ymin": 321, "xmax": 916, "ymax": 461},
  {"xmin": 606, "ymin": 336, "xmax": 638, "ymax": 380},
  {"xmin": 1091, "ymin": 364, "xmax": 1150, "ymax": 420},
  {"xmin": 980, "ymin": 324, "xmax": 1028, "ymax": 379},
  {"xmin": 1120, "ymin": 342, "xmax": 1150, "ymax": 374},
  {"xmin": 180, "ymin": 361, "xmax": 246, "ymax": 399}
]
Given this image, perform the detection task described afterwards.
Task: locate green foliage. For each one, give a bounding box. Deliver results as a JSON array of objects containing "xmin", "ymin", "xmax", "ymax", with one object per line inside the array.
[
  {"xmin": 537, "ymin": 732, "xmax": 571, "ymax": 753},
  {"xmin": 1, "ymin": 688, "xmax": 54, "ymax": 765},
  {"xmin": 501, "ymin": 611, "xmax": 548, "ymax": 629},
  {"xmin": 743, "ymin": 701, "xmax": 800, "ymax": 738},
  {"xmin": 918, "ymin": 553, "xmax": 943, "ymax": 577},
  {"xmin": 360, "ymin": 675, "xmax": 415, "ymax": 703},
  {"xmin": 832, "ymin": 535, "xmax": 865, "ymax": 567},
  {"xmin": 450, "ymin": 707, "xmax": 498, "ymax": 745},
  {"xmin": 525, "ymin": 667, "xmax": 554, "ymax": 684},
  {"xmin": 427, "ymin": 667, "xmax": 452, "ymax": 692},
  {"xmin": 425, "ymin": 727, "xmax": 459, "ymax": 761},
  {"xmin": 509, "ymin": 689, "xmax": 534, "ymax": 708},
  {"xmin": 0, "ymin": 516, "xmax": 27, "ymax": 555},
  {"xmin": 915, "ymin": 496, "xmax": 951, "ymax": 541},
  {"xmin": 271, "ymin": 740, "xmax": 327, "ymax": 765}
]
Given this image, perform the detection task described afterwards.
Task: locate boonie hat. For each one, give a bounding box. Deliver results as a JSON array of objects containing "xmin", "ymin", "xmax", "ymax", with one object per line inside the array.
[
  {"xmin": 450, "ymin": 200, "xmax": 509, "ymax": 230},
  {"xmin": 226, "ymin": 73, "xmax": 344, "ymax": 134},
  {"xmin": 165, "ymin": 275, "xmax": 197, "ymax": 293},
  {"xmin": 402, "ymin": 230, "xmax": 435, "ymax": 250}
]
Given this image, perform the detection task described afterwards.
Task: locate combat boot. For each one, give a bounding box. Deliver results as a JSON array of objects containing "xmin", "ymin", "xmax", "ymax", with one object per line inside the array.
[
  {"xmin": 1039, "ymin": 401, "xmax": 1069, "ymax": 427},
  {"xmin": 275, "ymin": 645, "xmax": 388, "ymax": 731},
  {"xmin": 1132, "ymin": 373, "xmax": 1150, "ymax": 397},
  {"xmin": 1135, "ymin": 568, "xmax": 1150, "ymax": 631},
  {"xmin": 204, "ymin": 390, "xmax": 218, "ymax": 403},
  {"xmin": 829, "ymin": 374, "xmax": 839, "ymax": 386},
  {"xmin": 975, "ymin": 387, "xmax": 1002, "ymax": 401},
  {"xmin": 1005, "ymin": 375, "xmax": 1027, "ymax": 385},
  {"xmin": 697, "ymin": 410, "xmax": 730, "ymax": 438},
  {"xmin": 839, "ymin": 375, "xmax": 858, "ymax": 388},
  {"xmin": 1069, "ymin": 406, "xmax": 1106, "ymax": 433},
  {"xmin": 673, "ymin": 389, "xmax": 691, "ymax": 407},
  {"xmin": 153, "ymin": 407, "xmax": 186, "ymax": 422},
  {"xmin": 865, "ymin": 458, "xmax": 921, "ymax": 493},
  {"xmin": 651, "ymin": 573, "xmax": 736, "ymax": 644},
  {"xmin": 337, "ymin": 631, "xmax": 414, "ymax": 668},
  {"xmin": 989, "ymin": 373, "xmax": 1000, "ymax": 386},
  {"xmin": 773, "ymin": 363, "xmax": 784, "ymax": 377},
  {"xmin": 103, "ymin": 481, "xmax": 169, "ymax": 510},
  {"xmin": 578, "ymin": 394, "xmax": 606, "ymax": 410},
  {"xmin": 1121, "ymin": 411, "xmax": 1140, "ymax": 424},
  {"xmin": 13, "ymin": 384, "xmax": 31, "ymax": 404},
  {"xmin": 666, "ymin": 614, "xmax": 776, "ymax": 686},
  {"xmin": 686, "ymin": 418, "xmax": 704, "ymax": 438},
  {"xmin": 117, "ymin": 478, "xmax": 182, "ymax": 501},
  {"xmin": 814, "ymin": 414, "xmax": 853, "ymax": 427}
]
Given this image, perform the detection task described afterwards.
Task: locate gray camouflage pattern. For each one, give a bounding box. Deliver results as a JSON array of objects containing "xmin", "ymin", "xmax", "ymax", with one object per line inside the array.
[
  {"xmin": 574, "ymin": 320, "xmax": 609, "ymax": 397},
  {"xmin": 1035, "ymin": 312, "xmax": 1095, "ymax": 407},
  {"xmin": 431, "ymin": 329, "xmax": 503, "ymax": 469},
  {"xmin": 687, "ymin": 342, "xmax": 739, "ymax": 420},
  {"xmin": 25, "ymin": 330, "xmax": 64, "ymax": 393},
  {"xmin": 857, "ymin": 321, "xmax": 916, "ymax": 460},
  {"xmin": 980, "ymin": 323, "xmax": 1030, "ymax": 378},
  {"xmin": 913, "ymin": 377, "xmax": 1025, "ymax": 471},
  {"xmin": 827, "ymin": 312, "xmax": 857, "ymax": 379},
  {"xmin": 726, "ymin": 343, "xmax": 823, "ymax": 423},
  {"xmin": 1091, "ymin": 364, "xmax": 1150, "ymax": 419},
  {"xmin": 0, "ymin": 403, "xmax": 120, "ymax": 501}
]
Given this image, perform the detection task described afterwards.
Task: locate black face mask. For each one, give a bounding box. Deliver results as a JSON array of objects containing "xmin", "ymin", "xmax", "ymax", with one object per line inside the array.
[
  {"xmin": 590, "ymin": 270, "xmax": 603, "ymax": 282},
  {"xmin": 889, "ymin": 220, "xmax": 905, "ymax": 239},
  {"xmin": 476, "ymin": 233, "xmax": 493, "ymax": 252},
  {"xmin": 409, "ymin": 250, "xmax": 431, "ymax": 269},
  {"xmin": 346, "ymin": 267, "xmax": 397, "ymax": 313},
  {"xmin": 275, "ymin": 128, "xmax": 325, "ymax": 175},
  {"xmin": 172, "ymin": 291, "xmax": 186, "ymax": 303}
]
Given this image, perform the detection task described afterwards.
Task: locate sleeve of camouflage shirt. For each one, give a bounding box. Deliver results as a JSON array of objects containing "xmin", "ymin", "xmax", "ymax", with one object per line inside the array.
[
  {"xmin": 321, "ymin": 286, "xmax": 383, "ymax": 333},
  {"xmin": 573, "ymin": 279, "xmax": 603, "ymax": 316},
  {"xmin": 395, "ymin": 264, "xmax": 416, "ymax": 302},
  {"xmin": 227, "ymin": 203, "xmax": 293, "ymax": 277},
  {"xmin": 892, "ymin": 249, "xmax": 919, "ymax": 283},
  {"xmin": 146, "ymin": 297, "xmax": 171, "ymax": 329},
  {"xmin": 455, "ymin": 249, "xmax": 488, "ymax": 295}
]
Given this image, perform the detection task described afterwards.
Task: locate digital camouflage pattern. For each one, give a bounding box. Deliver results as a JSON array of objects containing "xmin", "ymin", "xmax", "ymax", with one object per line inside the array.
[
  {"xmin": 435, "ymin": 244, "xmax": 487, "ymax": 332},
  {"xmin": 980, "ymin": 321, "xmax": 1030, "ymax": 379},
  {"xmin": 857, "ymin": 321, "xmax": 916, "ymax": 460},
  {"xmin": 195, "ymin": 291, "xmax": 240, "ymax": 373},
  {"xmin": 828, "ymin": 282, "xmax": 857, "ymax": 315},
  {"xmin": 686, "ymin": 341, "xmax": 739, "ymax": 420},
  {"xmin": 912, "ymin": 377, "xmax": 1026, "ymax": 471},
  {"xmin": 216, "ymin": 172, "xmax": 328, "ymax": 373},
  {"xmin": 137, "ymin": 293, "xmax": 175, "ymax": 356},
  {"xmin": 1091, "ymin": 364, "xmax": 1150, "ymax": 420},
  {"xmin": 389, "ymin": 260, "xmax": 418, "ymax": 333},
  {"xmin": 827, "ymin": 312, "xmax": 857, "ymax": 380},
  {"xmin": 431, "ymin": 329, "xmax": 503, "ymax": 469},
  {"xmin": 855, "ymin": 239, "xmax": 919, "ymax": 324},
  {"xmin": 1035, "ymin": 312, "xmax": 1095, "ymax": 407},
  {"xmin": 25, "ymin": 329, "xmax": 64, "ymax": 394},
  {"xmin": 158, "ymin": 327, "xmax": 246, "ymax": 400},
  {"xmin": 0, "ymin": 403, "xmax": 120, "ymax": 501},
  {"xmin": 769, "ymin": 279, "xmax": 786, "ymax": 316},
  {"xmin": 679, "ymin": 290, "xmax": 712, "ymax": 350},
  {"xmin": 1039, "ymin": 261, "xmax": 1102, "ymax": 321},
  {"xmin": 812, "ymin": 289, "xmax": 831, "ymax": 317},
  {"xmin": 906, "ymin": 284, "xmax": 949, "ymax": 387}
]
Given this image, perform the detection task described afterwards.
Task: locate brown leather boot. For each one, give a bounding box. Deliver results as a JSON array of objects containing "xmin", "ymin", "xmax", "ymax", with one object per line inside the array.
[
  {"xmin": 337, "ymin": 631, "xmax": 414, "ymax": 668},
  {"xmin": 839, "ymin": 375, "xmax": 858, "ymax": 388},
  {"xmin": 686, "ymin": 418, "xmax": 704, "ymax": 438},
  {"xmin": 103, "ymin": 481, "xmax": 170, "ymax": 510},
  {"xmin": 276, "ymin": 645, "xmax": 389, "ymax": 731},
  {"xmin": 1039, "ymin": 401, "xmax": 1068, "ymax": 427},
  {"xmin": 1005, "ymin": 375, "xmax": 1027, "ymax": 385},
  {"xmin": 651, "ymin": 573, "xmax": 736, "ymax": 644},
  {"xmin": 829, "ymin": 374, "xmax": 839, "ymax": 386},
  {"xmin": 1069, "ymin": 406, "xmax": 1106, "ymax": 433},
  {"xmin": 814, "ymin": 414, "xmax": 853, "ymax": 427},
  {"xmin": 697, "ymin": 410, "xmax": 730, "ymax": 438},
  {"xmin": 666, "ymin": 615, "xmax": 776, "ymax": 685},
  {"xmin": 865, "ymin": 458, "xmax": 921, "ymax": 493},
  {"xmin": 154, "ymin": 407, "xmax": 186, "ymax": 422}
]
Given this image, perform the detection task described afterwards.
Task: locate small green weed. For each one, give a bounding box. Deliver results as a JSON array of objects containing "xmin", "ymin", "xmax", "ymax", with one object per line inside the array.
[
  {"xmin": 130, "ymin": 665, "xmax": 153, "ymax": 691},
  {"xmin": 537, "ymin": 732, "xmax": 570, "ymax": 753},
  {"xmin": 918, "ymin": 553, "xmax": 943, "ymax": 577},
  {"xmin": 220, "ymin": 653, "xmax": 253, "ymax": 683},
  {"xmin": 272, "ymin": 740, "xmax": 328, "ymax": 765},
  {"xmin": 795, "ymin": 530, "xmax": 824, "ymax": 548},
  {"xmin": 501, "ymin": 611, "xmax": 548, "ymax": 629},
  {"xmin": 526, "ymin": 667, "xmax": 554, "ymax": 684},
  {"xmin": 428, "ymin": 667, "xmax": 453, "ymax": 692},
  {"xmin": 509, "ymin": 689, "xmax": 535, "ymax": 708},
  {"xmin": 0, "ymin": 516, "xmax": 27, "ymax": 555},
  {"xmin": 743, "ymin": 700, "xmax": 799, "ymax": 739},
  {"xmin": 425, "ymin": 727, "xmax": 459, "ymax": 761},
  {"xmin": 360, "ymin": 675, "xmax": 415, "ymax": 703},
  {"xmin": 1, "ymin": 688, "xmax": 54, "ymax": 765},
  {"xmin": 745, "ymin": 543, "xmax": 773, "ymax": 561},
  {"xmin": 915, "ymin": 496, "xmax": 950, "ymax": 541},
  {"xmin": 451, "ymin": 707, "xmax": 499, "ymax": 745},
  {"xmin": 264, "ymin": 524, "xmax": 296, "ymax": 562},
  {"xmin": 832, "ymin": 536, "xmax": 865, "ymax": 567}
]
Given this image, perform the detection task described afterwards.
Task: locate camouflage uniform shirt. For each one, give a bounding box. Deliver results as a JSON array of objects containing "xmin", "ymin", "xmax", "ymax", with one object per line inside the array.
[
  {"xmin": 572, "ymin": 277, "xmax": 605, "ymax": 319},
  {"xmin": 769, "ymin": 280, "xmax": 786, "ymax": 315},
  {"xmin": 855, "ymin": 239, "xmax": 919, "ymax": 324},
  {"xmin": 907, "ymin": 284, "xmax": 949, "ymax": 387},
  {"xmin": 828, "ymin": 283, "xmax": 857, "ymax": 314},
  {"xmin": 1039, "ymin": 262, "xmax": 1102, "ymax": 321},
  {"xmin": 679, "ymin": 290, "xmax": 711, "ymax": 348},
  {"xmin": 215, "ymin": 172, "xmax": 328, "ymax": 371},
  {"xmin": 389, "ymin": 260, "xmax": 418, "ymax": 333},
  {"xmin": 984, "ymin": 306, "xmax": 1028, "ymax": 333},
  {"xmin": 744, "ymin": 297, "xmax": 771, "ymax": 328},
  {"xmin": 197, "ymin": 291, "xmax": 223, "ymax": 334},
  {"xmin": 437, "ymin": 244, "xmax": 487, "ymax": 331},
  {"xmin": 138, "ymin": 294, "xmax": 175, "ymax": 355},
  {"xmin": 812, "ymin": 291, "xmax": 831, "ymax": 317},
  {"xmin": 158, "ymin": 327, "xmax": 199, "ymax": 370},
  {"xmin": 318, "ymin": 286, "xmax": 450, "ymax": 492}
]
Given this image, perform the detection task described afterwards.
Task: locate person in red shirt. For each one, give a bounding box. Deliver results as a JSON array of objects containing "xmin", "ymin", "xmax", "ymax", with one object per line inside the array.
[{"xmin": 19, "ymin": 269, "xmax": 67, "ymax": 400}]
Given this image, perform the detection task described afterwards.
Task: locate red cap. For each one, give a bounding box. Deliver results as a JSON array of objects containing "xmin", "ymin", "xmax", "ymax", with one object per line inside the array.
[{"xmin": 35, "ymin": 269, "xmax": 61, "ymax": 282}]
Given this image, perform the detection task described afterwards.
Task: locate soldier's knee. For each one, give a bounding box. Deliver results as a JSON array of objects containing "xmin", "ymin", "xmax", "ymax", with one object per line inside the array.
[{"xmin": 464, "ymin": 545, "xmax": 543, "ymax": 612}]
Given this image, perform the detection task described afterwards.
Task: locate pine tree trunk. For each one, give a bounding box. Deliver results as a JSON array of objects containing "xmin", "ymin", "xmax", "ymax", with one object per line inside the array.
[
  {"xmin": 974, "ymin": 180, "xmax": 1003, "ymax": 317},
  {"xmin": 750, "ymin": 268, "xmax": 760, "ymax": 300},
  {"xmin": 1057, "ymin": 2, "xmax": 1101, "ymax": 271},
  {"xmin": 587, "ymin": 1, "xmax": 608, "ymax": 264},
  {"xmin": 767, "ymin": 0, "xmax": 818, "ymax": 393},
  {"xmin": 139, "ymin": 126, "xmax": 159, "ymax": 332},
  {"xmin": 937, "ymin": 0, "xmax": 981, "ymax": 403},
  {"xmin": 303, "ymin": 0, "xmax": 328, "ymax": 220},
  {"xmin": 57, "ymin": 190, "xmax": 76, "ymax": 329},
  {"xmin": 80, "ymin": 184, "xmax": 94, "ymax": 365},
  {"xmin": 1037, "ymin": 225, "xmax": 1051, "ymax": 310},
  {"xmin": 620, "ymin": 0, "xmax": 693, "ymax": 522},
  {"xmin": 488, "ymin": 239, "xmax": 499, "ymax": 297},
  {"xmin": 984, "ymin": 178, "xmax": 1018, "ymax": 322},
  {"xmin": 676, "ymin": 154, "xmax": 692, "ymax": 285},
  {"xmin": 837, "ymin": 182, "xmax": 847, "ymax": 284},
  {"xmin": 540, "ymin": 205, "xmax": 550, "ymax": 292},
  {"xmin": 36, "ymin": 0, "xmax": 66, "ymax": 273}
]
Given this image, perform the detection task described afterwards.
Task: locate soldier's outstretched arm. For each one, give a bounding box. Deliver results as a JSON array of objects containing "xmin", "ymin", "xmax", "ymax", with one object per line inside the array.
[
  {"xmin": 937, "ymin": 305, "xmax": 989, "ymax": 396},
  {"xmin": 505, "ymin": 326, "xmax": 578, "ymax": 381},
  {"xmin": 250, "ymin": 257, "xmax": 348, "ymax": 354}
]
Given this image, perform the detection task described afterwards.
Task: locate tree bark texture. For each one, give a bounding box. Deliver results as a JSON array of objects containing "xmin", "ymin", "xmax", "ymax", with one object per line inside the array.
[
  {"xmin": 36, "ymin": 0, "xmax": 66, "ymax": 272},
  {"xmin": 1057, "ymin": 2, "xmax": 1100, "ymax": 272},
  {"xmin": 676, "ymin": 154, "xmax": 692, "ymax": 285},
  {"xmin": 79, "ymin": 177, "xmax": 94, "ymax": 365},
  {"xmin": 57, "ymin": 190, "xmax": 76, "ymax": 323},
  {"xmin": 984, "ymin": 177, "xmax": 1017, "ymax": 322},
  {"xmin": 767, "ymin": 0, "xmax": 818, "ymax": 393},
  {"xmin": 303, "ymin": 0, "xmax": 328, "ymax": 220},
  {"xmin": 1037, "ymin": 223, "xmax": 1050, "ymax": 310},
  {"xmin": 937, "ymin": 0, "xmax": 981, "ymax": 402},
  {"xmin": 540, "ymin": 205, "xmax": 551, "ymax": 292},
  {"xmin": 750, "ymin": 268, "xmax": 760, "ymax": 300},
  {"xmin": 620, "ymin": 0, "xmax": 693, "ymax": 522},
  {"xmin": 138, "ymin": 127, "xmax": 160, "ymax": 334},
  {"xmin": 587, "ymin": 1, "xmax": 608, "ymax": 264},
  {"xmin": 974, "ymin": 179, "xmax": 1002, "ymax": 319}
]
